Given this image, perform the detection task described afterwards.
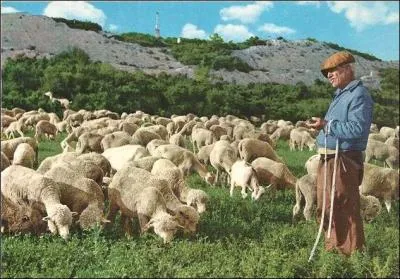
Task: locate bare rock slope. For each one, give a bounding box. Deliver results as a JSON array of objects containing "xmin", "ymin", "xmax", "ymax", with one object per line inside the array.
[{"xmin": 1, "ymin": 13, "xmax": 398, "ymax": 89}]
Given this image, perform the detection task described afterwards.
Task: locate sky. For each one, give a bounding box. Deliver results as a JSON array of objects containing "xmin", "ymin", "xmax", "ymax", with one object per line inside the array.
[{"xmin": 1, "ymin": 1, "xmax": 399, "ymax": 61}]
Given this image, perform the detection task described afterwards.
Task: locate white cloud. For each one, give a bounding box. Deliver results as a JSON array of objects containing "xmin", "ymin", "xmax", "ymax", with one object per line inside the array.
[
  {"xmin": 258, "ymin": 23, "xmax": 296, "ymax": 35},
  {"xmin": 327, "ymin": 1, "xmax": 400, "ymax": 31},
  {"xmin": 220, "ymin": 1, "xmax": 273, "ymax": 24},
  {"xmin": 43, "ymin": 1, "xmax": 106, "ymax": 27},
  {"xmin": 107, "ymin": 24, "xmax": 118, "ymax": 32},
  {"xmin": 181, "ymin": 23, "xmax": 208, "ymax": 39},
  {"xmin": 213, "ymin": 24, "xmax": 254, "ymax": 42},
  {"xmin": 1, "ymin": 6, "xmax": 21, "ymax": 13},
  {"xmin": 296, "ymin": 1, "xmax": 321, "ymax": 7}
]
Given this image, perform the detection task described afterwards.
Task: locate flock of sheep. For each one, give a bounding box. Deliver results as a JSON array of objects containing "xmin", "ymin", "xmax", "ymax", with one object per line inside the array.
[{"xmin": 1, "ymin": 105, "xmax": 399, "ymax": 243}]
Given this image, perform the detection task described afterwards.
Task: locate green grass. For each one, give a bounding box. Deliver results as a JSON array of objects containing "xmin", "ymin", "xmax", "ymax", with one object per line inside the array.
[{"xmin": 1, "ymin": 138, "xmax": 399, "ymax": 278}]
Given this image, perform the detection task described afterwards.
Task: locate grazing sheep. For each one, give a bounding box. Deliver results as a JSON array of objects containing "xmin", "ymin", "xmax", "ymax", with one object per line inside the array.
[
  {"xmin": 359, "ymin": 194, "xmax": 382, "ymax": 223},
  {"xmin": 230, "ymin": 160, "xmax": 266, "ymax": 200},
  {"xmin": 251, "ymin": 157, "xmax": 297, "ymax": 189},
  {"xmin": 365, "ymin": 139, "xmax": 399, "ymax": 169},
  {"xmin": 152, "ymin": 144, "xmax": 215, "ymax": 184},
  {"xmin": 102, "ymin": 144, "xmax": 150, "ymax": 172},
  {"xmin": 1, "ymin": 165, "xmax": 77, "ymax": 240},
  {"xmin": 146, "ymin": 139, "xmax": 169, "ymax": 156},
  {"xmin": 1, "ymin": 151, "xmax": 11, "ymax": 171},
  {"xmin": 4, "ymin": 118, "xmax": 26, "ymax": 138},
  {"xmin": 384, "ymin": 136, "xmax": 399, "ymax": 150},
  {"xmin": 1, "ymin": 193, "xmax": 47, "ymax": 235},
  {"xmin": 196, "ymin": 143, "xmax": 215, "ymax": 165},
  {"xmin": 209, "ymin": 124, "xmax": 228, "ymax": 140},
  {"xmin": 44, "ymin": 91, "xmax": 70, "ymax": 109},
  {"xmin": 35, "ymin": 120, "xmax": 58, "ymax": 141},
  {"xmin": 101, "ymin": 131, "xmax": 133, "ymax": 150},
  {"xmin": 210, "ymin": 140, "xmax": 238, "ymax": 186},
  {"xmin": 131, "ymin": 156, "xmax": 161, "ymax": 172},
  {"xmin": 107, "ymin": 166, "xmax": 185, "ymax": 243},
  {"xmin": 75, "ymin": 132, "xmax": 104, "ymax": 154},
  {"xmin": 368, "ymin": 133, "xmax": 387, "ymax": 142},
  {"xmin": 289, "ymin": 128, "xmax": 316, "ymax": 151},
  {"xmin": 1, "ymin": 137, "xmax": 38, "ymax": 167},
  {"xmin": 270, "ymin": 126, "xmax": 293, "ymax": 143},
  {"xmin": 305, "ymin": 154, "xmax": 320, "ymax": 175},
  {"xmin": 360, "ymin": 163, "xmax": 399, "ymax": 213},
  {"xmin": 379, "ymin": 126, "xmax": 396, "ymax": 140},
  {"xmin": 12, "ymin": 143, "xmax": 36, "ymax": 169},
  {"xmin": 151, "ymin": 159, "xmax": 209, "ymax": 214},
  {"xmin": 169, "ymin": 133, "xmax": 186, "ymax": 148},
  {"xmin": 118, "ymin": 121, "xmax": 139, "ymax": 136},
  {"xmin": 238, "ymin": 138, "xmax": 283, "ymax": 163},
  {"xmin": 191, "ymin": 127, "xmax": 216, "ymax": 153}
]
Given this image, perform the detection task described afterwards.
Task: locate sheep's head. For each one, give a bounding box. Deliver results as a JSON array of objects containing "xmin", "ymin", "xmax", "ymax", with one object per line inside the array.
[
  {"xmin": 43, "ymin": 204, "xmax": 77, "ymax": 240},
  {"xmin": 186, "ymin": 189, "xmax": 209, "ymax": 214},
  {"xmin": 360, "ymin": 195, "xmax": 382, "ymax": 223},
  {"xmin": 174, "ymin": 205, "xmax": 200, "ymax": 234},
  {"xmin": 77, "ymin": 204, "xmax": 110, "ymax": 230},
  {"xmin": 204, "ymin": 172, "xmax": 216, "ymax": 185},
  {"xmin": 251, "ymin": 186, "xmax": 266, "ymax": 201},
  {"xmin": 6, "ymin": 204, "xmax": 47, "ymax": 235},
  {"xmin": 143, "ymin": 213, "xmax": 183, "ymax": 244}
]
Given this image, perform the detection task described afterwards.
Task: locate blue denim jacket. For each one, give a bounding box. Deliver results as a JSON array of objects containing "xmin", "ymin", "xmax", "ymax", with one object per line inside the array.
[{"xmin": 316, "ymin": 80, "xmax": 373, "ymax": 151}]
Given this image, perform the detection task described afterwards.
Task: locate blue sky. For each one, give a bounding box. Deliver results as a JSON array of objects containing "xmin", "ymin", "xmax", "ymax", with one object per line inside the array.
[{"xmin": 1, "ymin": 1, "xmax": 399, "ymax": 61}]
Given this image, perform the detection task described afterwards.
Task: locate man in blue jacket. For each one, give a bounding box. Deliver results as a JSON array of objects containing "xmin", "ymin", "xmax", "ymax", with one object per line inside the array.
[{"xmin": 306, "ymin": 51, "xmax": 373, "ymax": 256}]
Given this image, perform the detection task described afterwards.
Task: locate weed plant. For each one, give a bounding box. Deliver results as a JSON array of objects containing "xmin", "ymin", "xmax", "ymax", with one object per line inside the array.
[{"xmin": 1, "ymin": 138, "xmax": 398, "ymax": 278}]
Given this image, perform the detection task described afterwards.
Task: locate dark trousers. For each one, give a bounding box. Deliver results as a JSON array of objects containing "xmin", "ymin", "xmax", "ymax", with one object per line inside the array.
[{"xmin": 316, "ymin": 151, "xmax": 365, "ymax": 256}]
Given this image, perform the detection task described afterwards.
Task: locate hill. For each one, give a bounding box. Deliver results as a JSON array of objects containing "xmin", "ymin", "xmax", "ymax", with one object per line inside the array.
[{"xmin": 1, "ymin": 13, "xmax": 398, "ymax": 89}]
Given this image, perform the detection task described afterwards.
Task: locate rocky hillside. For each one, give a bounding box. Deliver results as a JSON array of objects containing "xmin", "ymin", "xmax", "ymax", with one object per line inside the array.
[{"xmin": 2, "ymin": 13, "xmax": 398, "ymax": 89}]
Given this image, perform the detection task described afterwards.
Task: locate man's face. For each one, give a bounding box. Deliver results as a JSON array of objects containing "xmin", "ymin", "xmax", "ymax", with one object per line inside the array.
[{"xmin": 327, "ymin": 64, "xmax": 352, "ymax": 89}]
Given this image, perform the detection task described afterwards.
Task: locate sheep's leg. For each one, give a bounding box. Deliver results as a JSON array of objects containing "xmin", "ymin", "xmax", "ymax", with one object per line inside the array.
[
  {"xmin": 303, "ymin": 198, "xmax": 314, "ymax": 221},
  {"xmin": 121, "ymin": 214, "xmax": 134, "ymax": 237},
  {"xmin": 292, "ymin": 185, "xmax": 302, "ymax": 221},
  {"xmin": 229, "ymin": 180, "xmax": 235, "ymax": 197},
  {"xmin": 384, "ymin": 198, "xmax": 391, "ymax": 213},
  {"xmin": 241, "ymin": 186, "xmax": 248, "ymax": 199},
  {"xmin": 215, "ymin": 169, "xmax": 219, "ymax": 186},
  {"xmin": 138, "ymin": 213, "xmax": 150, "ymax": 234}
]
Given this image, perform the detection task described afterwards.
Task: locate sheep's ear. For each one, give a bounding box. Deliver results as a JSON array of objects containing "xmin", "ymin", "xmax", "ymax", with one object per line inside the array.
[
  {"xmin": 42, "ymin": 216, "xmax": 51, "ymax": 221},
  {"xmin": 71, "ymin": 212, "xmax": 79, "ymax": 217}
]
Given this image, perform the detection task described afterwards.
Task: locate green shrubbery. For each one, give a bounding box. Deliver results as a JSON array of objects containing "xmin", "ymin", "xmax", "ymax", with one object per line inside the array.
[
  {"xmin": 52, "ymin": 17, "xmax": 102, "ymax": 32},
  {"xmin": 323, "ymin": 41, "xmax": 381, "ymax": 61}
]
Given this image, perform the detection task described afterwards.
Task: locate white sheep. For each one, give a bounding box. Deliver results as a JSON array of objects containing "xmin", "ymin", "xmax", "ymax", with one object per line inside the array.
[
  {"xmin": 210, "ymin": 140, "xmax": 238, "ymax": 186},
  {"xmin": 131, "ymin": 128, "xmax": 162, "ymax": 146},
  {"xmin": 238, "ymin": 138, "xmax": 283, "ymax": 163},
  {"xmin": 146, "ymin": 139, "xmax": 169, "ymax": 156},
  {"xmin": 44, "ymin": 91, "xmax": 70, "ymax": 109},
  {"xmin": 4, "ymin": 118, "xmax": 26, "ymax": 139},
  {"xmin": 191, "ymin": 127, "xmax": 216, "ymax": 153},
  {"xmin": 305, "ymin": 154, "xmax": 320, "ymax": 175},
  {"xmin": 75, "ymin": 132, "xmax": 104, "ymax": 154},
  {"xmin": 1, "ymin": 137, "xmax": 38, "ymax": 167},
  {"xmin": 12, "ymin": 142, "xmax": 36, "ymax": 169},
  {"xmin": 230, "ymin": 160, "xmax": 266, "ymax": 200},
  {"xmin": 196, "ymin": 143, "xmax": 215, "ymax": 165},
  {"xmin": 360, "ymin": 163, "xmax": 399, "ymax": 213},
  {"xmin": 289, "ymin": 127, "xmax": 316, "ymax": 151},
  {"xmin": 102, "ymin": 144, "xmax": 150, "ymax": 172},
  {"xmin": 1, "ymin": 151, "xmax": 11, "ymax": 171},
  {"xmin": 100, "ymin": 131, "xmax": 133, "ymax": 150},
  {"xmin": 107, "ymin": 166, "xmax": 185, "ymax": 243},
  {"xmin": 35, "ymin": 120, "xmax": 58, "ymax": 141},
  {"xmin": 151, "ymin": 158, "xmax": 209, "ymax": 214},
  {"xmin": 379, "ymin": 126, "xmax": 396, "ymax": 140},
  {"xmin": 169, "ymin": 133, "xmax": 186, "ymax": 148},
  {"xmin": 251, "ymin": 157, "xmax": 297, "ymax": 189},
  {"xmin": 365, "ymin": 139, "xmax": 399, "ymax": 169},
  {"xmin": 1, "ymin": 165, "xmax": 77, "ymax": 239},
  {"xmin": 131, "ymin": 156, "xmax": 161, "ymax": 172}
]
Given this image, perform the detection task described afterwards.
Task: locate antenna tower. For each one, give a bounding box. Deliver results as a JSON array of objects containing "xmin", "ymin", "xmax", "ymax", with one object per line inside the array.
[{"xmin": 155, "ymin": 12, "xmax": 160, "ymax": 38}]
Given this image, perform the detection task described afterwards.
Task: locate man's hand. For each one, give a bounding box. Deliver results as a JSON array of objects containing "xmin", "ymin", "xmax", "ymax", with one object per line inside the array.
[{"xmin": 305, "ymin": 117, "xmax": 326, "ymax": 130}]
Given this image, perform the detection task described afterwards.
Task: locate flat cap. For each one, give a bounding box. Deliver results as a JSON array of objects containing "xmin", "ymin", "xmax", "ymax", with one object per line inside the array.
[{"xmin": 320, "ymin": 51, "xmax": 355, "ymax": 77}]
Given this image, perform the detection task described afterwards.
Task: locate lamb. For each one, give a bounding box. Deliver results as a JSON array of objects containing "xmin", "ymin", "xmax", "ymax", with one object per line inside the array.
[
  {"xmin": 102, "ymin": 144, "xmax": 150, "ymax": 172},
  {"xmin": 1, "ymin": 165, "xmax": 77, "ymax": 239},
  {"xmin": 151, "ymin": 159, "xmax": 209, "ymax": 214},
  {"xmin": 209, "ymin": 140, "xmax": 238, "ymax": 186},
  {"xmin": 1, "ymin": 193, "xmax": 47, "ymax": 235},
  {"xmin": 12, "ymin": 143, "xmax": 36, "ymax": 169},
  {"xmin": 230, "ymin": 160, "xmax": 266, "ymax": 200},
  {"xmin": 35, "ymin": 120, "xmax": 58, "ymax": 141},
  {"xmin": 251, "ymin": 157, "xmax": 297, "ymax": 189},
  {"xmin": 152, "ymin": 144, "xmax": 215, "ymax": 184},
  {"xmin": 101, "ymin": 131, "xmax": 133, "ymax": 150},
  {"xmin": 106, "ymin": 166, "xmax": 186, "ymax": 243},
  {"xmin": 292, "ymin": 173, "xmax": 382, "ymax": 223},
  {"xmin": 360, "ymin": 163, "xmax": 399, "ymax": 213},
  {"xmin": 1, "ymin": 151, "xmax": 11, "ymax": 171},
  {"xmin": 238, "ymin": 138, "xmax": 283, "ymax": 163},
  {"xmin": 365, "ymin": 139, "xmax": 399, "ymax": 169},
  {"xmin": 289, "ymin": 127, "xmax": 316, "ymax": 151}
]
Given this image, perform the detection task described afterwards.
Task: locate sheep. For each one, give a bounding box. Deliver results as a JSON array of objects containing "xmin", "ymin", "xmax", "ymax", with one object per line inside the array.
[
  {"xmin": 368, "ymin": 133, "xmax": 387, "ymax": 142},
  {"xmin": 238, "ymin": 138, "xmax": 283, "ymax": 163},
  {"xmin": 178, "ymin": 120, "xmax": 198, "ymax": 138},
  {"xmin": 169, "ymin": 133, "xmax": 186, "ymax": 148},
  {"xmin": 251, "ymin": 157, "xmax": 297, "ymax": 189},
  {"xmin": 360, "ymin": 163, "xmax": 399, "ymax": 213},
  {"xmin": 1, "ymin": 114, "xmax": 17, "ymax": 128},
  {"xmin": 131, "ymin": 128, "xmax": 162, "ymax": 146},
  {"xmin": 152, "ymin": 144, "xmax": 215, "ymax": 185},
  {"xmin": 141, "ymin": 125, "xmax": 168, "ymax": 140},
  {"xmin": 379, "ymin": 126, "xmax": 396, "ymax": 140},
  {"xmin": 75, "ymin": 132, "xmax": 104, "ymax": 154},
  {"xmin": 1, "ymin": 193, "xmax": 47, "ymax": 235},
  {"xmin": 196, "ymin": 143, "xmax": 215, "ymax": 165},
  {"xmin": 146, "ymin": 139, "xmax": 169, "ymax": 156},
  {"xmin": 304, "ymin": 154, "xmax": 320, "ymax": 175},
  {"xmin": 35, "ymin": 120, "xmax": 58, "ymax": 141},
  {"xmin": 289, "ymin": 128, "xmax": 316, "ymax": 151},
  {"xmin": 370, "ymin": 123, "xmax": 379, "ymax": 133},
  {"xmin": 102, "ymin": 144, "xmax": 150, "ymax": 172},
  {"xmin": 292, "ymin": 172, "xmax": 382, "ymax": 223},
  {"xmin": 130, "ymin": 156, "xmax": 161, "ymax": 172},
  {"xmin": 1, "ymin": 137, "xmax": 38, "ymax": 167},
  {"xmin": 3, "ymin": 118, "xmax": 26, "ymax": 139},
  {"xmin": 151, "ymin": 159, "xmax": 209, "ymax": 214},
  {"xmin": 260, "ymin": 122, "xmax": 278, "ymax": 135},
  {"xmin": 12, "ymin": 143, "xmax": 36, "ymax": 169},
  {"xmin": 24, "ymin": 113, "xmax": 50, "ymax": 129},
  {"xmin": 384, "ymin": 136, "xmax": 399, "ymax": 150},
  {"xmin": 230, "ymin": 160, "xmax": 266, "ymax": 200},
  {"xmin": 1, "ymin": 151, "xmax": 11, "ymax": 171},
  {"xmin": 118, "ymin": 121, "xmax": 139, "ymax": 136},
  {"xmin": 191, "ymin": 127, "xmax": 216, "ymax": 153},
  {"xmin": 60, "ymin": 126, "xmax": 91, "ymax": 152},
  {"xmin": 232, "ymin": 125, "xmax": 253, "ymax": 141},
  {"xmin": 107, "ymin": 166, "xmax": 185, "ymax": 243},
  {"xmin": 44, "ymin": 91, "xmax": 70, "ymax": 109},
  {"xmin": 1, "ymin": 165, "xmax": 77, "ymax": 239},
  {"xmin": 210, "ymin": 140, "xmax": 238, "ymax": 186},
  {"xmin": 100, "ymin": 131, "xmax": 133, "ymax": 150},
  {"xmin": 270, "ymin": 125, "xmax": 294, "ymax": 143},
  {"xmin": 365, "ymin": 139, "xmax": 399, "ymax": 169}
]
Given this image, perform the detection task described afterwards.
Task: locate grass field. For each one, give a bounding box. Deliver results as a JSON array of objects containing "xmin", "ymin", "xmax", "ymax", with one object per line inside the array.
[{"xmin": 1, "ymin": 135, "xmax": 399, "ymax": 278}]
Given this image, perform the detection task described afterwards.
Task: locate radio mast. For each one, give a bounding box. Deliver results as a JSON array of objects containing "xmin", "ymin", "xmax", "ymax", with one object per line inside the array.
[{"xmin": 155, "ymin": 11, "xmax": 160, "ymax": 38}]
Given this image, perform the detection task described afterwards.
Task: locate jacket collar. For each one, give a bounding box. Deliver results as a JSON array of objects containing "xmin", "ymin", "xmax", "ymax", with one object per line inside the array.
[{"xmin": 334, "ymin": 79, "xmax": 362, "ymax": 96}]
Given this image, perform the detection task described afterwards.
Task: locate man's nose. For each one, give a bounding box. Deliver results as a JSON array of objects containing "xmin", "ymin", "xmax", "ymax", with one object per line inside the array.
[{"xmin": 327, "ymin": 72, "xmax": 333, "ymax": 78}]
